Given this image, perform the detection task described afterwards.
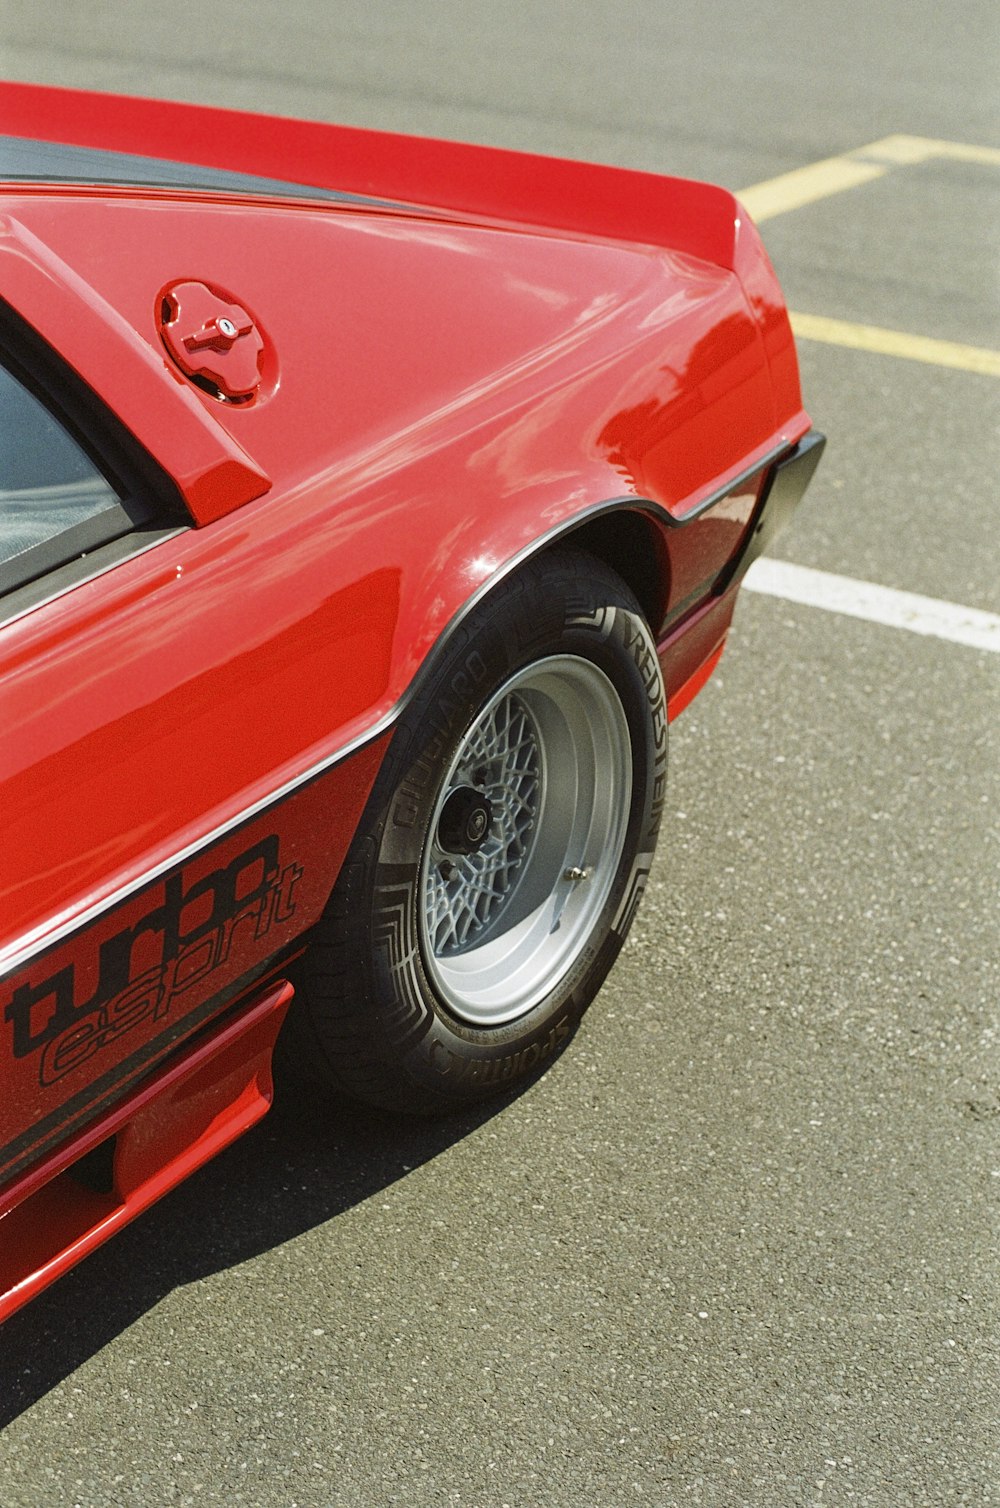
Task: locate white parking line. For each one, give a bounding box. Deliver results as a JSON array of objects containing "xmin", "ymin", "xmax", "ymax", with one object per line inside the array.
[{"xmin": 743, "ymin": 559, "xmax": 1000, "ymax": 653}]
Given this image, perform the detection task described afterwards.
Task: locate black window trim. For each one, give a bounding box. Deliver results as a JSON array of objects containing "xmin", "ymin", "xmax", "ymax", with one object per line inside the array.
[
  {"xmin": 0, "ymin": 522, "xmax": 189, "ymax": 627},
  {"xmin": 2, "ymin": 499, "xmax": 136, "ymax": 591},
  {"xmin": 0, "ymin": 296, "xmax": 189, "ymax": 613}
]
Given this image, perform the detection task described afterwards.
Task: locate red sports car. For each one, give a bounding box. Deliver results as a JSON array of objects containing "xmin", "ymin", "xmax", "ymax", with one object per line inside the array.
[{"xmin": 0, "ymin": 84, "xmax": 823, "ymax": 1320}]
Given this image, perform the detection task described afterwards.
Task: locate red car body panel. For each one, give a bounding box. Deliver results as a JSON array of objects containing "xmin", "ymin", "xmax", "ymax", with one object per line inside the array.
[
  {"xmin": 0, "ymin": 85, "xmax": 820, "ymax": 1321},
  {"xmin": 0, "ymin": 977, "xmax": 293, "ymax": 1318}
]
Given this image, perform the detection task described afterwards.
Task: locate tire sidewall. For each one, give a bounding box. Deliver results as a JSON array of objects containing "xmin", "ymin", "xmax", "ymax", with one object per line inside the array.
[{"xmin": 364, "ymin": 556, "xmax": 667, "ymax": 1102}]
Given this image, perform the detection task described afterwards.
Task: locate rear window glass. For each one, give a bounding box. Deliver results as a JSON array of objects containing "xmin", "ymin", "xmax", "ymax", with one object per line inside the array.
[{"xmin": 0, "ymin": 363, "xmax": 129, "ymax": 587}]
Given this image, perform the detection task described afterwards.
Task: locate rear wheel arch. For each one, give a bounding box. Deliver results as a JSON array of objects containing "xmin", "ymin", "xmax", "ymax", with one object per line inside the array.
[
  {"xmin": 550, "ymin": 507, "xmax": 669, "ymax": 637},
  {"xmin": 282, "ymin": 545, "xmax": 668, "ymax": 1113}
]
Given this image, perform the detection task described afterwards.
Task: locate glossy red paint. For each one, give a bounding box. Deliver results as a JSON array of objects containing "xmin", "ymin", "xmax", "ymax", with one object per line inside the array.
[
  {"xmin": 0, "ymin": 176, "xmax": 795, "ymax": 942},
  {"xmin": 0, "ymin": 977, "xmax": 292, "ymax": 1323},
  {"xmin": 0, "ymin": 213, "xmax": 272, "ymax": 521},
  {"xmin": 158, "ymin": 281, "xmax": 267, "ymax": 403},
  {"xmin": 666, "ymin": 638, "xmax": 728, "ymax": 723},
  {"xmin": 0, "ymin": 85, "xmax": 820, "ymax": 1314},
  {"xmin": 0, "ymin": 766, "xmax": 391, "ymax": 1187},
  {"xmin": 1, "ymin": 82, "xmax": 748, "ymax": 272}
]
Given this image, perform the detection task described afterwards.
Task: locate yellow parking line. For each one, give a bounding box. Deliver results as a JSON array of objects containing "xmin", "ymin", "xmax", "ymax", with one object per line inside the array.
[
  {"xmin": 853, "ymin": 134, "xmax": 1000, "ymax": 168},
  {"xmin": 739, "ymin": 156, "xmax": 887, "ymax": 221},
  {"xmin": 740, "ymin": 140, "xmax": 1000, "ymax": 372},
  {"xmin": 739, "ymin": 133, "xmax": 1000, "ymax": 221},
  {"xmin": 789, "ymin": 311, "xmax": 1000, "ymax": 377}
]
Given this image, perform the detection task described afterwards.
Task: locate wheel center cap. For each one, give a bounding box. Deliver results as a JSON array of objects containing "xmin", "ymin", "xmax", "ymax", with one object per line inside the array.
[{"xmin": 438, "ymin": 786, "xmax": 494, "ymax": 855}]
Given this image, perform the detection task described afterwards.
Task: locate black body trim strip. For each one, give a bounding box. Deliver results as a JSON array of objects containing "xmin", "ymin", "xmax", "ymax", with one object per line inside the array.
[
  {"xmin": 0, "ymin": 431, "xmax": 826, "ymax": 1189},
  {"xmin": 395, "ymin": 441, "xmax": 790, "ymax": 694},
  {"xmin": 0, "ymin": 950, "xmax": 296, "ymax": 1189},
  {"xmin": 666, "ymin": 444, "xmax": 787, "ymax": 526},
  {"xmin": 0, "ymin": 716, "xmax": 395, "ymax": 983},
  {"xmin": 714, "ymin": 430, "xmax": 827, "ymax": 594}
]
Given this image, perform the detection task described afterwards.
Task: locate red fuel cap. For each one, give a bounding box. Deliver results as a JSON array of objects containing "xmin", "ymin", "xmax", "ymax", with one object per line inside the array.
[{"xmin": 159, "ymin": 282, "xmax": 265, "ymax": 401}]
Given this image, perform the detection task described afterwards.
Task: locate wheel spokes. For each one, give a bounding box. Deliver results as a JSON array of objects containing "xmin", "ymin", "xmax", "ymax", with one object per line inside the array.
[
  {"xmin": 419, "ymin": 655, "xmax": 632, "ymax": 1027},
  {"xmin": 429, "ymin": 693, "xmax": 540, "ymax": 955}
]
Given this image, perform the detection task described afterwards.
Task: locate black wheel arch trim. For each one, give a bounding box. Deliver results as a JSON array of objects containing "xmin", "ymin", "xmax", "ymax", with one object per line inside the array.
[{"xmin": 716, "ymin": 429, "xmax": 827, "ymax": 593}]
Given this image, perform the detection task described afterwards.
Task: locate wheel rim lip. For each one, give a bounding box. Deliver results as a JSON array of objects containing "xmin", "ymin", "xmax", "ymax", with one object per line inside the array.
[{"xmin": 418, "ymin": 653, "xmax": 632, "ymax": 1029}]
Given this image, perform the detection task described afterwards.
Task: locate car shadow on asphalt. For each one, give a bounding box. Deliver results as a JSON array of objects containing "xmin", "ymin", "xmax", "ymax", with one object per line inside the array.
[{"xmin": 0, "ymin": 1068, "xmax": 513, "ymax": 1426}]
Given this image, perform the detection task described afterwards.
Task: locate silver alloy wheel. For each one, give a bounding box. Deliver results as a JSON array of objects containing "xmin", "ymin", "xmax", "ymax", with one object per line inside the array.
[{"xmin": 419, "ymin": 654, "xmax": 633, "ymax": 1027}]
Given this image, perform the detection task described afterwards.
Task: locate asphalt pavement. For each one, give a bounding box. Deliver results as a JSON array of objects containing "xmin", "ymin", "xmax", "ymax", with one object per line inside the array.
[{"xmin": 0, "ymin": 3, "xmax": 997, "ymax": 1504}]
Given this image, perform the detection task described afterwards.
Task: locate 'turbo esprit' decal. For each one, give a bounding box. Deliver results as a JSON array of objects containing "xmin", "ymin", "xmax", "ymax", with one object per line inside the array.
[{"xmin": 3, "ymin": 835, "xmax": 302, "ymax": 1086}]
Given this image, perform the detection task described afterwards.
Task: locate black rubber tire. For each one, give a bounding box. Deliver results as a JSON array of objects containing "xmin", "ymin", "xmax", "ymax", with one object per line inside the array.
[{"xmin": 288, "ymin": 549, "xmax": 667, "ymax": 1113}]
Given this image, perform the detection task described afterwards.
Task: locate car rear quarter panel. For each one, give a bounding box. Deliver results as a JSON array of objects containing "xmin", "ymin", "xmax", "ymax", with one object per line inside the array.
[
  {"xmin": 4, "ymin": 184, "xmax": 802, "ymax": 637},
  {"xmin": 1, "ymin": 179, "xmax": 806, "ymax": 1191}
]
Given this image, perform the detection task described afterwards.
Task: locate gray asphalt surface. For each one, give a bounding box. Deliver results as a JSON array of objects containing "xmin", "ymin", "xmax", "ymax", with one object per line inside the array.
[{"xmin": 1, "ymin": 3, "xmax": 998, "ymax": 1505}]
